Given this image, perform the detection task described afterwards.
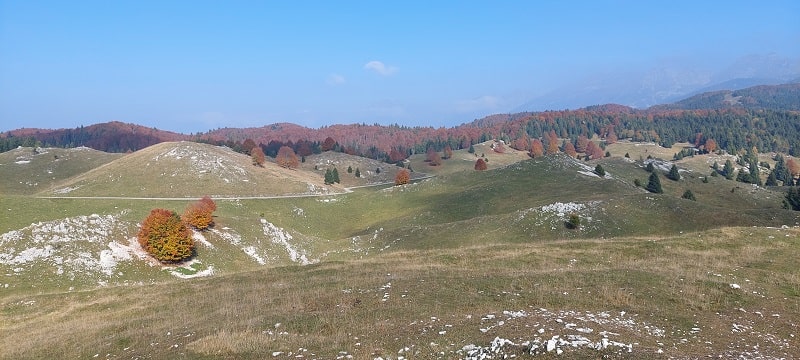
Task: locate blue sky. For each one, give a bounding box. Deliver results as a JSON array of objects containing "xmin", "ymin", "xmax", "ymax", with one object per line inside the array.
[{"xmin": 1, "ymin": 1, "xmax": 799, "ymax": 133}]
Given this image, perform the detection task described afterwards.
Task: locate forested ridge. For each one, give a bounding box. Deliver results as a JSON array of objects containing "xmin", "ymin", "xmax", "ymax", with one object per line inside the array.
[{"xmin": 3, "ymin": 83, "xmax": 799, "ymax": 158}]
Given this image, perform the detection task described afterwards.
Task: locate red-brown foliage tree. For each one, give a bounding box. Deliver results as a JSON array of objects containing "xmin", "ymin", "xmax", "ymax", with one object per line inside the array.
[
  {"xmin": 511, "ymin": 137, "xmax": 529, "ymax": 151},
  {"xmin": 576, "ymin": 135, "xmax": 590, "ymax": 153},
  {"xmin": 788, "ymin": 158, "xmax": 800, "ymax": 178},
  {"xmin": 276, "ymin": 146, "xmax": 299, "ymax": 168},
  {"xmin": 138, "ymin": 209, "xmax": 194, "ymax": 263},
  {"xmin": 321, "ymin": 137, "xmax": 337, "ymax": 152},
  {"xmin": 564, "ymin": 142, "xmax": 578, "ymax": 158},
  {"xmin": 704, "ymin": 139, "xmax": 718, "ymax": 153},
  {"xmin": 585, "ymin": 141, "xmax": 604, "ymax": 160},
  {"xmin": 389, "ymin": 148, "xmax": 407, "ymax": 163},
  {"xmin": 605, "ymin": 132, "xmax": 618, "ymax": 145},
  {"xmin": 545, "ymin": 134, "xmax": 559, "ymax": 155},
  {"xmin": 529, "ymin": 139, "xmax": 544, "ymax": 157},
  {"xmin": 395, "ymin": 169, "xmax": 410, "ymax": 185},
  {"xmin": 295, "ymin": 140, "xmax": 314, "ymax": 157},
  {"xmin": 251, "ymin": 147, "xmax": 266, "ymax": 167},
  {"xmin": 426, "ymin": 147, "xmax": 442, "ymax": 166},
  {"xmin": 199, "ymin": 195, "xmax": 217, "ymax": 212},
  {"xmin": 443, "ymin": 145, "xmax": 453, "ymax": 159},
  {"xmin": 474, "ymin": 158, "xmax": 488, "ymax": 171},
  {"xmin": 182, "ymin": 196, "xmax": 217, "ymax": 231},
  {"xmin": 242, "ymin": 138, "xmax": 257, "ymax": 155},
  {"xmin": 493, "ymin": 142, "xmax": 505, "ymax": 154}
]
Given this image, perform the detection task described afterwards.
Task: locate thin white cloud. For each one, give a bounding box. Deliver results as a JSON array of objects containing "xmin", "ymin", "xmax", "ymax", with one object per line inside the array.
[
  {"xmin": 454, "ymin": 95, "xmax": 502, "ymax": 112},
  {"xmin": 326, "ymin": 73, "xmax": 346, "ymax": 85},
  {"xmin": 364, "ymin": 60, "xmax": 398, "ymax": 76}
]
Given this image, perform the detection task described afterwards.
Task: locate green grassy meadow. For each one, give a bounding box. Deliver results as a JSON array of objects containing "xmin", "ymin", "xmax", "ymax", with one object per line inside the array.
[{"xmin": 1, "ymin": 142, "xmax": 799, "ymax": 359}]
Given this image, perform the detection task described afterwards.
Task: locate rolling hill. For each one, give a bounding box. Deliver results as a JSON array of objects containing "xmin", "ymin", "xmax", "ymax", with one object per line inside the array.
[
  {"xmin": 39, "ymin": 141, "xmax": 341, "ymax": 198},
  {"xmin": 1, "ymin": 144, "xmax": 799, "ymax": 358},
  {"xmin": 0, "ymin": 146, "xmax": 124, "ymax": 195}
]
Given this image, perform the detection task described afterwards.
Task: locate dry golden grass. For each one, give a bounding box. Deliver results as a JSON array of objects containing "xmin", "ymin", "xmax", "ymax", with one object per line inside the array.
[{"xmin": 2, "ymin": 227, "xmax": 797, "ymax": 359}]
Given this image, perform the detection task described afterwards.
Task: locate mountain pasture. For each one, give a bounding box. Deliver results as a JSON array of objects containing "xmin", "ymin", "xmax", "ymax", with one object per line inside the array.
[{"xmin": 0, "ymin": 141, "xmax": 798, "ymax": 359}]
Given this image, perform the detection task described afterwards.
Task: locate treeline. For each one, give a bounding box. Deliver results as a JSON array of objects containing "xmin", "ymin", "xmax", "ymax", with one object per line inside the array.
[
  {"xmin": 0, "ymin": 135, "xmax": 40, "ymax": 152},
  {"xmin": 3, "ymin": 102, "xmax": 800, "ymax": 160},
  {"xmin": 1, "ymin": 121, "xmax": 186, "ymax": 153},
  {"xmin": 475, "ymin": 108, "xmax": 800, "ymax": 156}
]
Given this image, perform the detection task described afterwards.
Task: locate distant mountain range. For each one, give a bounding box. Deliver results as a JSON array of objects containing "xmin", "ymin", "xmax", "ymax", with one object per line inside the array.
[
  {"xmin": 515, "ymin": 54, "xmax": 800, "ymax": 111},
  {"xmin": 2, "ymin": 82, "xmax": 800, "ymax": 157}
]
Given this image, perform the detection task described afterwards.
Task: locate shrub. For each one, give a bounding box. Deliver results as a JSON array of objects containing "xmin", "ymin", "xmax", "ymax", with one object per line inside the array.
[
  {"xmin": 395, "ymin": 169, "xmax": 410, "ymax": 185},
  {"xmin": 566, "ymin": 213, "xmax": 580, "ymax": 229},
  {"xmin": 682, "ymin": 189, "xmax": 696, "ymax": 201},
  {"xmin": 474, "ymin": 158, "xmax": 488, "ymax": 171},
  {"xmin": 138, "ymin": 209, "xmax": 194, "ymax": 263},
  {"xmin": 182, "ymin": 196, "xmax": 216, "ymax": 230}
]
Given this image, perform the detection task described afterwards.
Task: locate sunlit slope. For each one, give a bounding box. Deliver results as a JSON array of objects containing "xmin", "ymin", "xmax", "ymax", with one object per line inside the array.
[
  {"xmin": 0, "ymin": 146, "xmax": 123, "ymax": 195},
  {"xmin": 291, "ymin": 154, "xmax": 798, "ymax": 251},
  {"xmin": 39, "ymin": 141, "xmax": 339, "ymax": 197}
]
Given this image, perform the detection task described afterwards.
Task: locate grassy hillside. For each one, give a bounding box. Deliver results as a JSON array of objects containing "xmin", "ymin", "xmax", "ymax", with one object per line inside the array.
[
  {"xmin": 1, "ymin": 143, "xmax": 798, "ymax": 359},
  {"xmin": 39, "ymin": 141, "xmax": 342, "ymax": 198},
  {"xmin": 0, "ymin": 146, "xmax": 123, "ymax": 195},
  {"xmin": 1, "ymin": 227, "xmax": 797, "ymax": 359}
]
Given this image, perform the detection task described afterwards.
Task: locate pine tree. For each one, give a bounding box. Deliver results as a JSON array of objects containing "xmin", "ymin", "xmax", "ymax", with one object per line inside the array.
[
  {"xmin": 723, "ymin": 160, "xmax": 735, "ymax": 180},
  {"xmin": 784, "ymin": 187, "xmax": 800, "ymax": 211},
  {"xmin": 682, "ymin": 189, "xmax": 696, "ymax": 201},
  {"xmin": 646, "ymin": 172, "xmax": 663, "ymax": 193},
  {"xmin": 748, "ymin": 161, "xmax": 762, "ymax": 186},
  {"xmin": 355, "ymin": 168, "xmax": 361, "ymax": 178},
  {"xmin": 645, "ymin": 162, "xmax": 655, "ymax": 173},
  {"xmin": 667, "ymin": 164, "xmax": 680, "ymax": 181},
  {"xmin": 332, "ymin": 167, "xmax": 340, "ymax": 184},
  {"xmin": 468, "ymin": 144, "xmax": 475, "ymax": 154},
  {"xmin": 773, "ymin": 156, "xmax": 791, "ymax": 185},
  {"xmin": 324, "ymin": 169, "xmax": 333, "ymax": 185},
  {"xmin": 594, "ymin": 164, "xmax": 605, "ymax": 177},
  {"xmin": 765, "ymin": 170, "xmax": 778, "ymax": 186},
  {"xmin": 347, "ymin": 165, "xmax": 353, "ymax": 173}
]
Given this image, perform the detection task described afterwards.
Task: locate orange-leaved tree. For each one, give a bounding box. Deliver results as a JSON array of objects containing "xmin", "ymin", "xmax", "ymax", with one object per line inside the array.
[
  {"xmin": 138, "ymin": 209, "xmax": 194, "ymax": 263},
  {"xmin": 251, "ymin": 146, "xmax": 266, "ymax": 167},
  {"xmin": 395, "ymin": 169, "xmax": 410, "ymax": 185},
  {"xmin": 529, "ymin": 139, "xmax": 544, "ymax": 157},
  {"xmin": 443, "ymin": 145, "xmax": 453, "ymax": 160},
  {"xmin": 426, "ymin": 147, "xmax": 442, "ymax": 166},
  {"xmin": 564, "ymin": 142, "xmax": 577, "ymax": 158},
  {"xmin": 182, "ymin": 196, "xmax": 217, "ymax": 231},
  {"xmin": 474, "ymin": 158, "xmax": 488, "ymax": 171},
  {"xmin": 276, "ymin": 146, "xmax": 299, "ymax": 168}
]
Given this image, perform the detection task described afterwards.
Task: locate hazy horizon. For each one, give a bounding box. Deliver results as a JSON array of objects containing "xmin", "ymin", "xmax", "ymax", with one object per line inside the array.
[{"xmin": 2, "ymin": 1, "xmax": 799, "ymax": 133}]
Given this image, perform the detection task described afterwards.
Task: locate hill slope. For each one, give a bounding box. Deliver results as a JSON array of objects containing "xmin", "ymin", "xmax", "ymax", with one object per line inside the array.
[
  {"xmin": 655, "ymin": 82, "xmax": 800, "ymax": 111},
  {"xmin": 0, "ymin": 146, "xmax": 123, "ymax": 195},
  {"xmin": 41, "ymin": 141, "xmax": 340, "ymax": 198}
]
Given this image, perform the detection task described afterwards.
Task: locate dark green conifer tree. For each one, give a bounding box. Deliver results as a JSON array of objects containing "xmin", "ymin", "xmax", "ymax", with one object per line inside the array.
[
  {"xmin": 646, "ymin": 172, "xmax": 663, "ymax": 194},
  {"xmin": 723, "ymin": 160, "xmax": 735, "ymax": 180},
  {"xmin": 667, "ymin": 164, "xmax": 680, "ymax": 181},
  {"xmin": 594, "ymin": 164, "xmax": 606, "ymax": 177}
]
